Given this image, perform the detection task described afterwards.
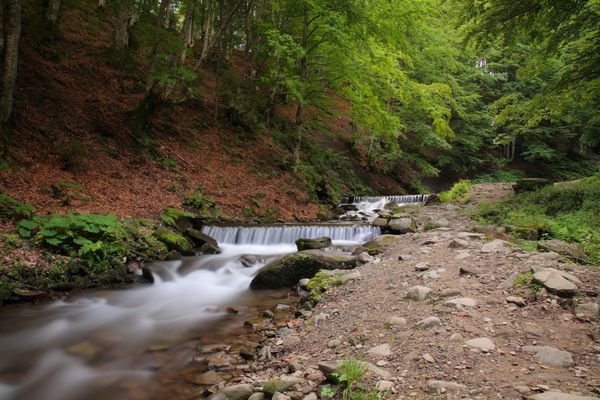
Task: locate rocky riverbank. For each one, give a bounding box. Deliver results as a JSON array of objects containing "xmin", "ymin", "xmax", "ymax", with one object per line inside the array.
[{"xmin": 205, "ymin": 184, "xmax": 600, "ymax": 400}]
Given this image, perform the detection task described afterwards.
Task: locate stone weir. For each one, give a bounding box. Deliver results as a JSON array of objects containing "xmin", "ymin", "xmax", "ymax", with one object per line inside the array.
[
  {"xmin": 340, "ymin": 194, "xmax": 429, "ymax": 205},
  {"xmin": 201, "ymin": 223, "xmax": 380, "ymax": 245}
]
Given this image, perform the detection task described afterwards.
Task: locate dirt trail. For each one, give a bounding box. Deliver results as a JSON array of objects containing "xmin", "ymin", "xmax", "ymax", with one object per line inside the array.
[{"xmin": 245, "ymin": 184, "xmax": 600, "ymax": 399}]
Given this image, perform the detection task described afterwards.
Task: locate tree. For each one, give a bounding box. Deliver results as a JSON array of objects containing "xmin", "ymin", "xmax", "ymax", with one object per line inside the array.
[{"xmin": 0, "ymin": 0, "xmax": 21, "ymax": 125}]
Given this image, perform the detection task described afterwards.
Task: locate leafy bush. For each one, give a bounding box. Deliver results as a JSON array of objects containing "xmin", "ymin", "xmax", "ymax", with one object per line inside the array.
[
  {"xmin": 18, "ymin": 214, "xmax": 127, "ymax": 270},
  {"xmin": 439, "ymin": 180, "xmax": 472, "ymax": 204},
  {"xmin": 183, "ymin": 185, "xmax": 216, "ymax": 212},
  {"xmin": 0, "ymin": 194, "xmax": 36, "ymax": 221}
]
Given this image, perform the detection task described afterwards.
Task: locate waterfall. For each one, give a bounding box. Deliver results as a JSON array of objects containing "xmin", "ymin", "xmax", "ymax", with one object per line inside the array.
[
  {"xmin": 340, "ymin": 194, "xmax": 429, "ymax": 204},
  {"xmin": 201, "ymin": 224, "xmax": 380, "ymax": 245}
]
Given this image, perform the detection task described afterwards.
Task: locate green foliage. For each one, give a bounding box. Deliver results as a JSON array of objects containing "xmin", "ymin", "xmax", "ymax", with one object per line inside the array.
[
  {"xmin": 320, "ymin": 387, "xmax": 336, "ymax": 398},
  {"xmin": 306, "ymin": 272, "xmax": 343, "ymax": 304},
  {"xmin": 161, "ymin": 207, "xmax": 194, "ymax": 227},
  {"xmin": 333, "ymin": 359, "xmax": 379, "ymax": 400},
  {"xmin": 475, "ymin": 173, "xmax": 600, "ymax": 264},
  {"xmin": 513, "ymin": 271, "xmax": 543, "ymax": 293},
  {"xmin": 183, "ymin": 185, "xmax": 216, "ymax": 212},
  {"xmin": 439, "ymin": 180, "xmax": 472, "ymax": 204},
  {"xmin": 0, "ymin": 194, "xmax": 36, "ymax": 221},
  {"xmin": 471, "ymin": 170, "xmax": 523, "ymax": 184}
]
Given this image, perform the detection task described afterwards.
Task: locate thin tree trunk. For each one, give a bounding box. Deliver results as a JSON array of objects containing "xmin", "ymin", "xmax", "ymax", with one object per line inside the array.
[
  {"xmin": 156, "ymin": 0, "xmax": 171, "ymax": 28},
  {"xmin": 293, "ymin": 1, "xmax": 309, "ymax": 172},
  {"xmin": 180, "ymin": 0, "xmax": 195, "ymax": 62},
  {"xmin": 196, "ymin": 0, "xmax": 244, "ymax": 68},
  {"xmin": 199, "ymin": 0, "xmax": 214, "ymax": 63},
  {"xmin": 46, "ymin": 0, "xmax": 61, "ymax": 27},
  {"xmin": 114, "ymin": 1, "xmax": 132, "ymax": 49},
  {"xmin": 97, "ymin": 0, "xmax": 106, "ymax": 8},
  {"xmin": 0, "ymin": 0, "xmax": 21, "ymax": 125}
]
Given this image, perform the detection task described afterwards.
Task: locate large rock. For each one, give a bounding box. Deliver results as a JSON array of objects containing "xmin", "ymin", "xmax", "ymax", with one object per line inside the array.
[
  {"xmin": 575, "ymin": 302, "xmax": 600, "ymax": 319},
  {"xmin": 465, "ymin": 337, "xmax": 495, "ymax": 352},
  {"xmin": 533, "ymin": 346, "xmax": 574, "ymax": 368},
  {"xmin": 537, "ymin": 240, "xmax": 586, "ymax": 261},
  {"xmin": 250, "ymin": 251, "xmax": 357, "ymax": 289},
  {"xmin": 387, "ymin": 217, "xmax": 416, "ymax": 234},
  {"xmin": 209, "ymin": 384, "xmax": 254, "ymax": 400},
  {"xmin": 444, "ymin": 297, "xmax": 477, "ymax": 309},
  {"xmin": 372, "ymin": 218, "xmax": 389, "ymax": 228},
  {"xmin": 318, "ymin": 360, "xmax": 391, "ymax": 380},
  {"xmin": 532, "ymin": 268, "xmax": 580, "ymax": 296},
  {"xmin": 368, "ymin": 344, "xmax": 392, "ymax": 357},
  {"xmin": 295, "ymin": 237, "xmax": 332, "ymax": 251},
  {"xmin": 530, "ymin": 391, "xmax": 599, "ymax": 400},
  {"xmin": 513, "ymin": 178, "xmax": 551, "ymax": 194},
  {"xmin": 352, "ymin": 235, "xmax": 399, "ymax": 256},
  {"xmin": 153, "ymin": 227, "xmax": 195, "ymax": 256},
  {"xmin": 185, "ymin": 229, "xmax": 219, "ymax": 249},
  {"xmin": 406, "ymin": 286, "xmax": 432, "ymax": 301},
  {"xmin": 262, "ymin": 376, "xmax": 303, "ymax": 395}
]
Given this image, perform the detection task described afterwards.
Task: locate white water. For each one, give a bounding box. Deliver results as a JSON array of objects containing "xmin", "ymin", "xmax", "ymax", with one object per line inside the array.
[
  {"xmin": 339, "ymin": 194, "xmax": 429, "ymax": 222},
  {"xmin": 0, "ymin": 226, "xmax": 372, "ymax": 400}
]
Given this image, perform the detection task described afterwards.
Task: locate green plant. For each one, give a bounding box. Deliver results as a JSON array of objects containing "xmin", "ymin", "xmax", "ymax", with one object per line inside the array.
[
  {"xmin": 55, "ymin": 141, "xmax": 87, "ymax": 172},
  {"xmin": 0, "ymin": 193, "xmax": 36, "ymax": 221},
  {"xmin": 183, "ymin": 185, "xmax": 217, "ymax": 213},
  {"xmin": 439, "ymin": 180, "xmax": 472, "ymax": 204},
  {"xmin": 1, "ymin": 233, "xmax": 22, "ymax": 249},
  {"xmin": 44, "ymin": 180, "xmax": 90, "ymax": 205},
  {"xmin": 513, "ymin": 270, "xmax": 543, "ymax": 293},
  {"xmin": 334, "ymin": 359, "xmax": 371, "ymax": 400},
  {"xmin": 320, "ymin": 387, "xmax": 335, "ymax": 398}
]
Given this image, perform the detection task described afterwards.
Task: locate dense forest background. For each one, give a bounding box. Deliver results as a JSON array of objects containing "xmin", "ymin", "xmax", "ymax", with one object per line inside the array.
[{"xmin": 0, "ymin": 0, "xmax": 598, "ymax": 217}]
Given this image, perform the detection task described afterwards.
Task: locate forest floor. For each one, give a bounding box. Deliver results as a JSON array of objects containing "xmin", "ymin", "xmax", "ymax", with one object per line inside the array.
[{"xmin": 239, "ymin": 184, "xmax": 600, "ymax": 400}]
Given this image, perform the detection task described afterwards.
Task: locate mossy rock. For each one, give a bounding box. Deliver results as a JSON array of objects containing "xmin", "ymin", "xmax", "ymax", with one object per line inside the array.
[
  {"xmin": 153, "ymin": 227, "xmax": 195, "ymax": 256},
  {"xmin": 352, "ymin": 235, "xmax": 399, "ymax": 256},
  {"xmin": 537, "ymin": 240, "xmax": 587, "ymax": 262},
  {"xmin": 162, "ymin": 208, "xmax": 195, "ymax": 232},
  {"xmin": 250, "ymin": 251, "xmax": 357, "ymax": 289},
  {"xmin": 506, "ymin": 225, "xmax": 539, "ymax": 240},
  {"xmin": 296, "ymin": 237, "xmax": 332, "ymax": 251},
  {"xmin": 185, "ymin": 228, "xmax": 219, "ymax": 248},
  {"xmin": 513, "ymin": 178, "xmax": 551, "ymax": 194}
]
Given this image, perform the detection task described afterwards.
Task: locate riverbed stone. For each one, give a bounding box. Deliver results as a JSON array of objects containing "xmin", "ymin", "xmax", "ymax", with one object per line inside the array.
[
  {"xmin": 575, "ymin": 302, "xmax": 600, "ymax": 319},
  {"xmin": 215, "ymin": 384, "xmax": 254, "ymax": 400},
  {"xmin": 248, "ymin": 394, "xmax": 265, "ymax": 400},
  {"xmin": 506, "ymin": 296, "xmax": 527, "ymax": 307},
  {"xmin": 368, "ymin": 343, "xmax": 392, "ymax": 357},
  {"xmin": 444, "ymin": 297, "xmax": 477, "ymax": 309},
  {"xmin": 533, "ymin": 346, "xmax": 574, "ymax": 368},
  {"xmin": 481, "ymin": 239, "xmax": 513, "ymax": 253},
  {"xmin": 352, "ymin": 235, "xmax": 399, "ymax": 256},
  {"xmin": 449, "ymin": 239, "xmax": 469, "ymax": 249},
  {"xmin": 406, "ymin": 285, "xmax": 432, "ymax": 301},
  {"xmin": 263, "ymin": 376, "xmax": 303, "ymax": 395},
  {"xmin": 537, "ymin": 240, "xmax": 586, "ymax": 261},
  {"xmin": 388, "ymin": 217, "xmax": 416, "ymax": 234},
  {"xmin": 416, "ymin": 316, "xmax": 441, "ymax": 329},
  {"xmin": 271, "ymin": 393, "xmax": 291, "ymax": 400},
  {"xmin": 386, "ymin": 316, "xmax": 407, "ymax": 326},
  {"xmin": 427, "ymin": 380, "xmax": 467, "ymax": 394}
]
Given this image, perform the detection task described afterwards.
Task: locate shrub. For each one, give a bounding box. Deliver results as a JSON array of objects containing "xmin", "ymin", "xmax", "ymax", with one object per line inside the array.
[
  {"xmin": 0, "ymin": 193, "xmax": 36, "ymax": 221},
  {"xmin": 183, "ymin": 185, "xmax": 216, "ymax": 212},
  {"xmin": 439, "ymin": 180, "xmax": 471, "ymax": 204}
]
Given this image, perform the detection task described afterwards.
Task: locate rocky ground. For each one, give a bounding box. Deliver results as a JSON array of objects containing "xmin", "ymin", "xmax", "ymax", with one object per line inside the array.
[{"xmin": 209, "ymin": 184, "xmax": 600, "ymax": 400}]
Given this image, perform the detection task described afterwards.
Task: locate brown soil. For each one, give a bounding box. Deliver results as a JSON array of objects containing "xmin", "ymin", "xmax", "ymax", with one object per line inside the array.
[{"xmin": 240, "ymin": 184, "xmax": 600, "ymax": 399}]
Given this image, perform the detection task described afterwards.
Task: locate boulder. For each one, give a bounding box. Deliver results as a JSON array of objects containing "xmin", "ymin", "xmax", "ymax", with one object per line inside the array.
[
  {"xmin": 200, "ymin": 242, "xmax": 221, "ymax": 254},
  {"xmin": 352, "ymin": 235, "xmax": 399, "ymax": 256},
  {"xmin": 532, "ymin": 268, "xmax": 580, "ymax": 296},
  {"xmin": 250, "ymin": 251, "xmax": 357, "ymax": 289},
  {"xmin": 295, "ymin": 237, "xmax": 332, "ymax": 251},
  {"xmin": 415, "ymin": 316, "xmax": 441, "ymax": 329},
  {"xmin": 209, "ymin": 384, "xmax": 254, "ymax": 400},
  {"xmin": 185, "ymin": 229, "xmax": 219, "ymax": 248},
  {"xmin": 444, "ymin": 297, "xmax": 477, "ymax": 309},
  {"xmin": 465, "ymin": 337, "xmax": 495, "ymax": 352},
  {"xmin": 239, "ymin": 255, "xmax": 265, "ymax": 268},
  {"xmin": 513, "ymin": 178, "xmax": 551, "ymax": 194},
  {"xmin": 449, "ymin": 239, "xmax": 469, "ymax": 249},
  {"xmin": 372, "ymin": 218, "xmax": 389, "ymax": 228},
  {"xmin": 262, "ymin": 376, "xmax": 303, "ymax": 396},
  {"xmin": 387, "ymin": 217, "xmax": 416, "ymax": 234},
  {"xmin": 575, "ymin": 302, "xmax": 600, "ymax": 319},
  {"xmin": 368, "ymin": 343, "xmax": 392, "ymax": 357},
  {"xmin": 424, "ymin": 194, "xmax": 440, "ymax": 205},
  {"xmin": 153, "ymin": 227, "xmax": 195, "ymax": 256},
  {"xmin": 537, "ymin": 240, "xmax": 586, "ymax": 261}
]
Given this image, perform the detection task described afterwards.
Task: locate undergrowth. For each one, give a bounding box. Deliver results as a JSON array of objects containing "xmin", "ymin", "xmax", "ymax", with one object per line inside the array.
[
  {"xmin": 439, "ymin": 180, "xmax": 471, "ymax": 204},
  {"xmin": 475, "ymin": 173, "xmax": 600, "ymax": 264}
]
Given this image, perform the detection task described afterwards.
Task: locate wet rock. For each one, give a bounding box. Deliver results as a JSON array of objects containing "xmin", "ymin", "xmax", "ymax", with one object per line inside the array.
[
  {"xmin": 185, "ymin": 370, "xmax": 224, "ymax": 386},
  {"xmin": 465, "ymin": 337, "xmax": 495, "ymax": 352},
  {"xmin": 416, "ymin": 316, "xmax": 441, "ymax": 329},
  {"xmin": 529, "ymin": 391, "xmax": 599, "ymax": 400},
  {"xmin": 239, "ymin": 255, "xmax": 265, "ymax": 268},
  {"xmin": 214, "ymin": 384, "xmax": 254, "ymax": 400},
  {"xmin": 533, "ymin": 346, "xmax": 574, "ymax": 368},
  {"xmin": 481, "ymin": 239, "xmax": 513, "ymax": 253},
  {"xmin": 449, "ymin": 239, "xmax": 469, "ymax": 249},
  {"xmin": 406, "ymin": 285, "xmax": 432, "ymax": 301},
  {"xmin": 387, "ymin": 217, "xmax": 416, "ymax": 234},
  {"xmin": 513, "ymin": 178, "xmax": 551, "ymax": 194},
  {"xmin": 532, "ymin": 268, "xmax": 580, "ymax": 296},
  {"xmin": 427, "ymin": 380, "xmax": 467, "ymax": 394},
  {"xmin": 250, "ymin": 251, "xmax": 357, "ymax": 289},
  {"xmin": 154, "ymin": 227, "xmax": 195, "ymax": 256},
  {"xmin": 444, "ymin": 297, "xmax": 477, "ymax": 309},
  {"xmin": 368, "ymin": 343, "xmax": 392, "ymax": 357},
  {"xmin": 186, "ymin": 229, "xmax": 219, "ymax": 249},
  {"xmin": 296, "ymin": 237, "xmax": 332, "ymax": 251},
  {"xmin": 200, "ymin": 242, "xmax": 222, "ymax": 255}
]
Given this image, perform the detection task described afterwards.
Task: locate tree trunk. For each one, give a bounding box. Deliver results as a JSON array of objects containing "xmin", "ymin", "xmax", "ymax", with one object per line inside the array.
[
  {"xmin": 114, "ymin": 1, "xmax": 132, "ymax": 49},
  {"xmin": 156, "ymin": 0, "xmax": 171, "ymax": 28},
  {"xmin": 180, "ymin": 0, "xmax": 195, "ymax": 62},
  {"xmin": 97, "ymin": 0, "xmax": 106, "ymax": 9},
  {"xmin": 0, "ymin": 0, "xmax": 21, "ymax": 125},
  {"xmin": 199, "ymin": 0, "xmax": 214, "ymax": 63},
  {"xmin": 293, "ymin": 1, "xmax": 309, "ymax": 172},
  {"xmin": 46, "ymin": 0, "xmax": 61, "ymax": 27}
]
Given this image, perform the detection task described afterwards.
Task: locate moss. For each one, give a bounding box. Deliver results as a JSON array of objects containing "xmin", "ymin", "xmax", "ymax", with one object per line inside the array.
[
  {"xmin": 306, "ymin": 272, "xmax": 343, "ymax": 303},
  {"xmin": 153, "ymin": 227, "xmax": 194, "ymax": 256},
  {"xmin": 161, "ymin": 207, "xmax": 195, "ymax": 230}
]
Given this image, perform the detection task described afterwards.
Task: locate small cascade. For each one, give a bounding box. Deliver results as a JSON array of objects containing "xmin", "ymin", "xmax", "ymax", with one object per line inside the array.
[
  {"xmin": 202, "ymin": 224, "xmax": 380, "ymax": 245},
  {"xmin": 340, "ymin": 194, "xmax": 429, "ymax": 204}
]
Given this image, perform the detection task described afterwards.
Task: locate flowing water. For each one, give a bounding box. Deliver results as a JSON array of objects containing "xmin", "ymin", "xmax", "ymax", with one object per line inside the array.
[
  {"xmin": 338, "ymin": 194, "xmax": 429, "ymax": 222},
  {"xmin": 0, "ymin": 223, "xmax": 379, "ymax": 400}
]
